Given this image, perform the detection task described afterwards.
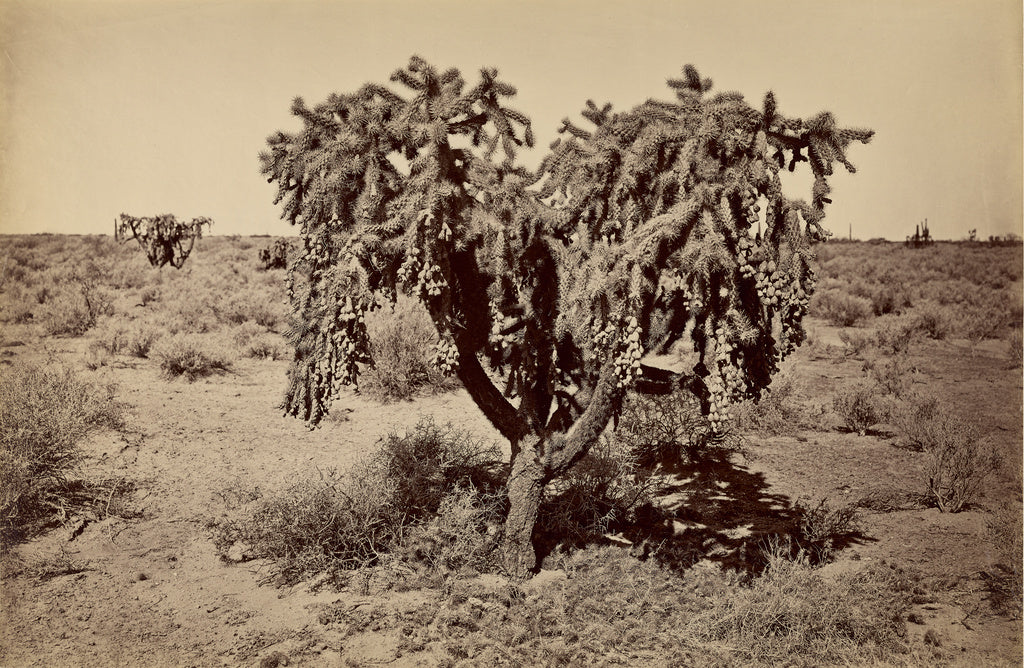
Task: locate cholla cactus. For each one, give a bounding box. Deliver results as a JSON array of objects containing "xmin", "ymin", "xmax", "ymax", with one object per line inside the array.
[
  {"xmin": 261, "ymin": 57, "xmax": 872, "ymax": 575},
  {"xmin": 114, "ymin": 213, "xmax": 212, "ymax": 269}
]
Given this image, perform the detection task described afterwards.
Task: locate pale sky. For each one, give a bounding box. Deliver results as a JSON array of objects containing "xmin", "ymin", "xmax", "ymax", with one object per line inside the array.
[{"xmin": 1, "ymin": 0, "xmax": 1021, "ymax": 240}]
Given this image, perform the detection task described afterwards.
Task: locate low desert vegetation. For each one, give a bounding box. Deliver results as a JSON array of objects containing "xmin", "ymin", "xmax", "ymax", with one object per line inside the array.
[
  {"xmin": 359, "ymin": 298, "xmax": 463, "ymax": 402},
  {"xmin": 832, "ymin": 381, "xmax": 886, "ymax": 435},
  {"xmin": 0, "ymin": 362, "xmax": 125, "ymax": 546},
  {"xmin": 613, "ymin": 388, "xmax": 735, "ymax": 467},
  {"xmin": 732, "ymin": 371, "xmax": 809, "ymax": 435},
  {"xmin": 91, "ymin": 316, "xmax": 161, "ymax": 358},
  {"xmin": 1009, "ymin": 328, "xmax": 1023, "ymax": 367},
  {"xmin": 1, "ymin": 231, "xmax": 1020, "ymax": 663},
  {"xmin": 151, "ymin": 333, "xmax": 234, "ymax": 380},
  {"xmin": 985, "ymin": 500, "xmax": 1024, "ymax": 617},
  {"xmin": 810, "ymin": 288, "xmax": 875, "ymax": 327},
  {"xmin": 894, "ymin": 398, "xmax": 999, "ymax": 512},
  {"xmin": 208, "ymin": 419, "xmax": 506, "ymax": 585},
  {"xmin": 209, "ymin": 417, "xmax": 918, "ymax": 666},
  {"xmin": 811, "ymin": 241, "xmax": 1022, "ymax": 342},
  {"xmin": 304, "ymin": 543, "xmax": 916, "ymax": 667}
]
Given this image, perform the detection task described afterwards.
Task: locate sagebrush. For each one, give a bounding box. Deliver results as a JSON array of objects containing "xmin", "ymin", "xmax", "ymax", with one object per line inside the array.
[{"xmin": 0, "ymin": 363, "xmax": 124, "ymax": 546}]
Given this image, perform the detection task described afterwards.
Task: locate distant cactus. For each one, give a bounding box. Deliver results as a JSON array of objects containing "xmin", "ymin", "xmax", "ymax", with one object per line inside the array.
[
  {"xmin": 114, "ymin": 213, "xmax": 212, "ymax": 268},
  {"xmin": 258, "ymin": 238, "xmax": 291, "ymax": 270},
  {"xmin": 905, "ymin": 219, "xmax": 933, "ymax": 248}
]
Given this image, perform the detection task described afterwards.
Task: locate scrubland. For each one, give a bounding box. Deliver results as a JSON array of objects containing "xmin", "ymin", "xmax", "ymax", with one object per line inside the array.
[{"xmin": 0, "ymin": 234, "xmax": 1020, "ymax": 667}]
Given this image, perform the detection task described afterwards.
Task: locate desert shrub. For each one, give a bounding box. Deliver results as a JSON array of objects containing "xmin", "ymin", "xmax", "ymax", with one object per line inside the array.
[
  {"xmin": 124, "ymin": 322, "xmax": 160, "ymax": 358},
  {"xmin": 614, "ymin": 388, "xmax": 730, "ymax": 467},
  {"xmin": 1007, "ymin": 329, "xmax": 1022, "ymax": 368},
  {"xmin": 211, "ymin": 420, "xmax": 504, "ymax": 584},
  {"xmin": 35, "ymin": 290, "xmax": 94, "ymax": 336},
  {"xmin": 892, "ymin": 395, "xmax": 938, "ymax": 451},
  {"xmin": 138, "ymin": 284, "xmax": 161, "ymax": 306},
  {"xmin": 985, "ymin": 502, "xmax": 1023, "ymax": 617},
  {"xmin": 957, "ymin": 294, "xmax": 1014, "ymax": 344},
  {"xmin": 1, "ymin": 363, "xmax": 124, "ymax": 545},
  {"xmin": 873, "ymin": 315, "xmax": 918, "ymax": 355},
  {"xmin": 919, "ymin": 417, "xmax": 997, "ymax": 513},
  {"xmin": 838, "ymin": 328, "xmax": 874, "ymax": 357},
  {"xmin": 151, "ymin": 333, "xmax": 233, "ymax": 380},
  {"xmin": 401, "ymin": 484, "xmax": 505, "ymax": 574},
  {"xmin": 360, "ymin": 298, "xmax": 461, "ymax": 402},
  {"xmin": 850, "ymin": 280, "xmax": 912, "ymax": 316},
  {"xmin": 896, "ymin": 397, "xmax": 998, "ymax": 512},
  {"xmin": 1, "ymin": 297, "xmax": 35, "ymax": 324},
  {"xmin": 832, "ymin": 382, "xmax": 884, "ymax": 435},
  {"xmin": 83, "ymin": 344, "xmax": 112, "ymax": 370},
  {"xmin": 161, "ymin": 292, "xmax": 220, "ymax": 334},
  {"xmin": 243, "ymin": 334, "xmax": 287, "ymax": 360},
  {"xmin": 91, "ymin": 318, "xmax": 161, "ymax": 358},
  {"xmin": 231, "ymin": 323, "xmax": 288, "ymax": 360},
  {"xmin": 213, "ymin": 467, "xmax": 398, "ymax": 583},
  {"xmin": 537, "ymin": 435, "xmax": 663, "ymax": 552},
  {"xmin": 909, "ymin": 301, "xmax": 951, "ymax": 340},
  {"xmin": 215, "ymin": 287, "xmax": 283, "ymax": 330},
  {"xmin": 0, "ymin": 260, "xmax": 28, "ymax": 286},
  {"xmin": 733, "ymin": 372, "xmax": 808, "ymax": 435},
  {"xmin": 793, "ymin": 497, "xmax": 860, "ymax": 563},
  {"xmin": 862, "ymin": 356, "xmax": 918, "ymax": 399},
  {"xmin": 810, "ymin": 288, "xmax": 874, "ymax": 327},
  {"xmin": 375, "ymin": 420, "xmax": 505, "ymax": 521},
  {"xmin": 35, "ymin": 266, "xmax": 115, "ymax": 337}
]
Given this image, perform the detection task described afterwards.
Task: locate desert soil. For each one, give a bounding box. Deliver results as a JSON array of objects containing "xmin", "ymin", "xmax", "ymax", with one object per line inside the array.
[{"xmin": 0, "ymin": 318, "xmax": 1021, "ymax": 667}]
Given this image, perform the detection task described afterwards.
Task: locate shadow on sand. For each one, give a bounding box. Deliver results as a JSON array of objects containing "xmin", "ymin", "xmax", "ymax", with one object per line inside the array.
[{"xmin": 535, "ymin": 450, "xmax": 874, "ymax": 576}]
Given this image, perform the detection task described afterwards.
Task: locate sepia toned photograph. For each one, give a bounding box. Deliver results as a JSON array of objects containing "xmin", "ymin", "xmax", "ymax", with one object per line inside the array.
[{"xmin": 1, "ymin": 1, "xmax": 1021, "ymax": 665}]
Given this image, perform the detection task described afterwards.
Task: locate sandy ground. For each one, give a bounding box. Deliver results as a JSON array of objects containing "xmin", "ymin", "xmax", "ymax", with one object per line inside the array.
[{"xmin": 1, "ymin": 319, "xmax": 1021, "ymax": 667}]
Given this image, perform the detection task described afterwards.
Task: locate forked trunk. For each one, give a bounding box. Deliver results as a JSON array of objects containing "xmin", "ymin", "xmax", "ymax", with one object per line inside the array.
[{"xmin": 502, "ymin": 447, "xmax": 547, "ymax": 577}]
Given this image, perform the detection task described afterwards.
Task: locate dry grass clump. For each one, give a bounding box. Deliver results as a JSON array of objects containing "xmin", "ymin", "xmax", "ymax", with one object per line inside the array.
[
  {"xmin": 91, "ymin": 317, "xmax": 161, "ymax": 358},
  {"xmin": 151, "ymin": 333, "xmax": 233, "ymax": 380},
  {"xmin": 209, "ymin": 420, "xmax": 505, "ymax": 585},
  {"xmin": 0, "ymin": 362, "xmax": 124, "ymax": 546},
  {"xmin": 691, "ymin": 548, "xmax": 913, "ymax": 665},
  {"xmin": 360, "ymin": 298, "xmax": 462, "ymax": 402},
  {"xmin": 230, "ymin": 322, "xmax": 288, "ymax": 360}
]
